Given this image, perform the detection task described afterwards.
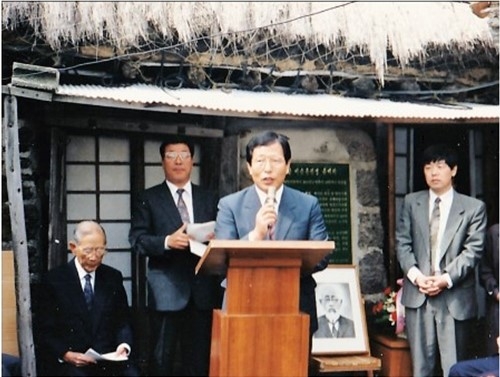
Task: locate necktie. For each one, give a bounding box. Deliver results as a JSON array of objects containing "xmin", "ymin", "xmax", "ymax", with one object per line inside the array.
[
  {"xmin": 331, "ymin": 321, "xmax": 339, "ymax": 338},
  {"xmin": 429, "ymin": 197, "xmax": 441, "ymax": 274},
  {"xmin": 267, "ymin": 199, "xmax": 277, "ymax": 240},
  {"xmin": 83, "ymin": 274, "xmax": 94, "ymax": 311},
  {"xmin": 177, "ymin": 188, "xmax": 190, "ymax": 223},
  {"xmin": 268, "ymin": 224, "xmax": 275, "ymax": 240}
]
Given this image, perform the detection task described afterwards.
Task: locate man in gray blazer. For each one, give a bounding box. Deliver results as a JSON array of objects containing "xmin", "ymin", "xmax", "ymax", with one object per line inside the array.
[
  {"xmin": 129, "ymin": 136, "xmax": 222, "ymax": 376},
  {"xmin": 396, "ymin": 144, "xmax": 487, "ymax": 377},
  {"xmin": 215, "ymin": 130, "xmax": 332, "ymax": 351}
]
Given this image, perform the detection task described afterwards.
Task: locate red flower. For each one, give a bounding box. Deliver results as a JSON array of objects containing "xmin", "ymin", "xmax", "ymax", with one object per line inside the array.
[{"xmin": 372, "ymin": 301, "xmax": 384, "ymax": 314}]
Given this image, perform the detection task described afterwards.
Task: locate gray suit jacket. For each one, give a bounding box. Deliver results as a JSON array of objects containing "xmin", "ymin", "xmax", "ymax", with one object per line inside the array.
[
  {"xmin": 396, "ymin": 189, "xmax": 487, "ymax": 320},
  {"xmin": 129, "ymin": 182, "xmax": 221, "ymax": 311},
  {"xmin": 215, "ymin": 184, "xmax": 332, "ymax": 333}
]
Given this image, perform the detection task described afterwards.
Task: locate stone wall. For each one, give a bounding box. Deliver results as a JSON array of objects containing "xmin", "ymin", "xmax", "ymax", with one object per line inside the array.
[{"xmin": 2, "ymin": 119, "xmax": 48, "ymax": 283}]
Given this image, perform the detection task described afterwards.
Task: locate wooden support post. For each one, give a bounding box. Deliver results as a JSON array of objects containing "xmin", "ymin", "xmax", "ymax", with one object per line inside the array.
[{"xmin": 3, "ymin": 94, "xmax": 37, "ymax": 377}]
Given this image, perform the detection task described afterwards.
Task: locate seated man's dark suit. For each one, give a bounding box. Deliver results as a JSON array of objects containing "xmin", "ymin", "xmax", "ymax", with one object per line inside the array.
[{"xmin": 36, "ymin": 258, "xmax": 138, "ymax": 376}]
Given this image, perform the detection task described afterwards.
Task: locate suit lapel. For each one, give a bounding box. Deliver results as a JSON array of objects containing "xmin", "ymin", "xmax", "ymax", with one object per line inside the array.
[
  {"xmin": 157, "ymin": 181, "xmax": 183, "ymax": 224},
  {"xmin": 439, "ymin": 192, "xmax": 465, "ymax": 260},
  {"xmin": 192, "ymin": 184, "xmax": 208, "ymax": 223},
  {"xmin": 192, "ymin": 185, "xmax": 201, "ymax": 222},
  {"xmin": 415, "ymin": 191, "xmax": 430, "ymax": 251},
  {"xmin": 275, "ymin": 187, "xmax": 295, "ymax": 240},
  {"xmin": 91, "ymin": 267, "xmax": 105, "ymax": 334},
  {"xmin": 68, "ymin": 260, "xmax": 94, "ymax": 324},
  {"xmin": 242, "ymin": 188, "xmax": 261, "ymax": 234}
]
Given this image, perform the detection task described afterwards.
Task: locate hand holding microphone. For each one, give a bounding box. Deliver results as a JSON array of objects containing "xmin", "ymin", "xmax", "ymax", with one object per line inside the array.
[
  {"xmin": 252, "ymin": 186, "xmax": 278, "ymax": 240},
  {"xmin": 266, "ymin": 184, "xmax": 276, "ymax": 210}
]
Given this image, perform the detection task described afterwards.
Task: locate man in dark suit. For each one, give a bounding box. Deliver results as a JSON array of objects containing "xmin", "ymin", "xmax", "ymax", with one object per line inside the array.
[
  {"xmin": 314, "ymin": 284, "xmax": 355, "ymax": 338},
  {"xmin": 396, "ymin": 144, "xmax": 487, "ymax": 377},
  {"xmin": 37, "ymin": 220, "xmax": 139, "ymax": 376},
  {"xmin": 480, "ymin": 223, "xmax": 499, "ymax": 356},
  {"xmin": 129, "ymin": 135, "xmax": 221, "ymax": 376},
  {"xmin": 215, "ymin": 130, "xmax": 332, "ymax": 350}
]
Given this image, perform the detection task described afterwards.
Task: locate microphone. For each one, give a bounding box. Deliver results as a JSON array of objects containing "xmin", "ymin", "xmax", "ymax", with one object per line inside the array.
[{"xmin": 265, "ymin": 186, "xmax": 276, "ymax": 208}]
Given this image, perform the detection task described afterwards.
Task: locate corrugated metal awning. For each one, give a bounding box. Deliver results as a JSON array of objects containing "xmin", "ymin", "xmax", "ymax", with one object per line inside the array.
[
  {"xmin": 4, "ymin": 83, "xmax": 499, "ymax": 123},
  {"xmin": 55, "ymin": 84, "xmax": 499, "ymax": 122}
]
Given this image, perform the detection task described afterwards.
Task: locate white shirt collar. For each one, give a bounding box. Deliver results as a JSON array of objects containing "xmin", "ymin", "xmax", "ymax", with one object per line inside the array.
[
  {"xmin": 74, "ymin": 258, "xmax": 95, "ymax": 281},
  {"xmin": 166, "ymin": 180, "xmax": 192, "ymax": 198},
  {"xmin": 331, "ymin": 314, "xmax": 340, "ymax": 323},
  {"xmin": 255, "ymin": 185, "xmax": 283, "ymax": 207},
  {"xmin": 429, "ymin": 187, "xmax": 453, "ymax": 206}
]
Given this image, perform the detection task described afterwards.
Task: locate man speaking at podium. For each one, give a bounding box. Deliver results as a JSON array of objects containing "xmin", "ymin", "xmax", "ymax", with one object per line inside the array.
[{"xmin": 215, "ymin": 130, "xmax": 332, "ymax": 352}]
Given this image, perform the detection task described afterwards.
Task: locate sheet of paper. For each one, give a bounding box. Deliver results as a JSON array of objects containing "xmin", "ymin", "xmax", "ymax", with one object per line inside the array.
[
  {"xmin": 190, "ymin": 240, "xmax": 208, "ymax": 257},
  {"xmin": 84, "ymin": 348, "xmax": 128, "ymax": 362},
  {"xmin": 186, "ymin": 221, "xmax": 215, "ymax": 243}
]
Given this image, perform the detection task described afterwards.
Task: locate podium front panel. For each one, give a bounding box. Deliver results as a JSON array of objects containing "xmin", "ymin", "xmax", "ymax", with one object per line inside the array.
[
  {"xmin": 210, "ymin": 310, "xmax": 310, "ymax": 377},
  {"xmin": 226, "ymin": 257, "xmax": 301, "ymax": 314}
]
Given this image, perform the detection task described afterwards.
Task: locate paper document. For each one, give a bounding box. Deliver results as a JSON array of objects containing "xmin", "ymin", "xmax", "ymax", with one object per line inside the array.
[
  {"xmin": 187, "ymin": 221, "xmax": 215, "ymax": 243},
  {"xmin": 189, "ymin": 240, "xmax": 208, "ymax": 257},
  {"xmin": 84, "ymin": 348, "xmax": 128, "ymax": 362},
  {"xmin": 187, "ymin": 221, "xmax": 215, "ymax": 257}
]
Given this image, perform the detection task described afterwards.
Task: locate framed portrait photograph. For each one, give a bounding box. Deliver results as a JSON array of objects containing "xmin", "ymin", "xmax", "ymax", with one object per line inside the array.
[{"xmin": 312, "ymin": 264, "xmax": 369, "ymax": 355}]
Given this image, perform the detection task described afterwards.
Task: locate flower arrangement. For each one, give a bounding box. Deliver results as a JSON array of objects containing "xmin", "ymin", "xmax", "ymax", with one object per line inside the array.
[
  {"xmin": 367, "ymin": 279, "xmax": 405, "ymax": 335},
  {"xmin": 371, "ymin": 286, "xmax": 398, "ymax": 326}
]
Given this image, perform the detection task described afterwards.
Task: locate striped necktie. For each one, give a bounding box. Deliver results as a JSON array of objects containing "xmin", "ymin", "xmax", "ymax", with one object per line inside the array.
[
  {"xmin": 177, "ymin": 188, "xmax": 190, "ymax": 223},
  {"xmin": 429, "ymin": 197, "xmax": 441, "ymax": 274},
  {"xmin": 83, "ymin": 274, "xmax": 94, "ymax": 310},
  {"xmin": 330, "ymin": 320, "xmax": 339, "ymax": 338}
]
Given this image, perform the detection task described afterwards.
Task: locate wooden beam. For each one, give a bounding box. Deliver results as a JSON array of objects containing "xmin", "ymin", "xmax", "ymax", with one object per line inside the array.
[
  {"xmin": 48, "ymin": 128, "xmax": 68, "ymax": 270},
  {"xmin": 3, "ymin": 95, "xmax": 37, "ymax": 376},
  {"xmin": 386, "ymin": 123, "xmax": 397, "ymax": 288}
]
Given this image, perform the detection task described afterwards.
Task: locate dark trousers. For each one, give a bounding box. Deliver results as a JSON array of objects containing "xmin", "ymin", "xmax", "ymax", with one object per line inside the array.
[
  {"xmin": 2, "ymin": 354, "xmax": 20, "ymax": 377},
  {"xmin": 485, "ymin": 301, "xmax": 500, "ymax": 356},
  {"xmin": 149, "ymin": 299, "xmax": 213, "ymax": 376},
  {"xmin": 449, "ymin": 354, "xmax": 499, "ymax": 377}
]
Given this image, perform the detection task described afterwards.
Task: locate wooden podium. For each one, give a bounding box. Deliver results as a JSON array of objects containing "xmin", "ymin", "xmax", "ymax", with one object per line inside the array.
[{"xmin": 196, "ymin": 240, "xmax": 335, "ymax": 377}]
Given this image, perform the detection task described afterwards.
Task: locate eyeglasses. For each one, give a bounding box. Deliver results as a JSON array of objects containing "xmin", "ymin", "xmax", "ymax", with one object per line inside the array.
[
  {"xmin": 322, "ymin": 296, "xmax": 340, "ymax": 303},
  {"xmin": 81, "ymin": 246, "xmax": 106, "ymax": 256},
  {"xmin": 252, "ymin": 156, "xmax": 286, "ymax": 169},
  {"xmin": 164, "ymin": 151, "xmax": 191, "ymax": 161}
]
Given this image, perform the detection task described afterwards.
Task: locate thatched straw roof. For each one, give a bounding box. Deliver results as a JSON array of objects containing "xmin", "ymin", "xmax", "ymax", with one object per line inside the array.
[{"xmin": 2, "ymin": 2, "xmax": 499, "ymax": 103}]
